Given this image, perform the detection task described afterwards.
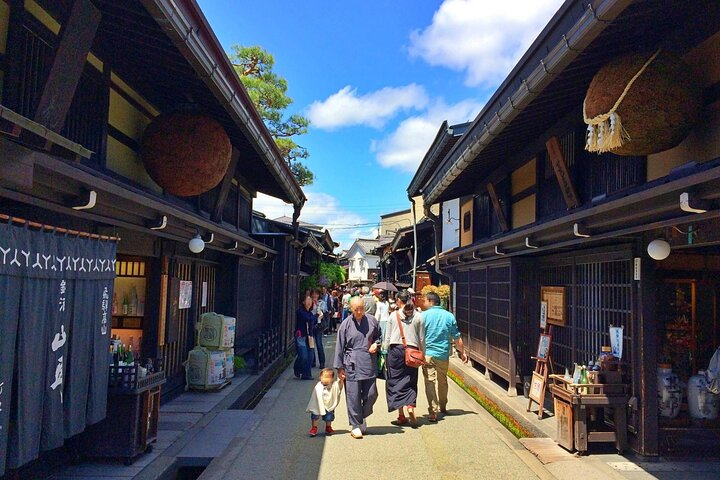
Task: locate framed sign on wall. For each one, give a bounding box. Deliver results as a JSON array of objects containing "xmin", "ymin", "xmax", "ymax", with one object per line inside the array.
[{"xmin": 541, "ymin": 286, "xmax": 566, "ymax": 326}]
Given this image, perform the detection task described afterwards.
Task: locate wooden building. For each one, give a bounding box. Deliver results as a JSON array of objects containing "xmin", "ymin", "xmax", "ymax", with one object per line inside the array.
[
  {"xmin": 0, "ymin": 0, "xmax": 305, "ymax": 473},
  {"xmin": 412, "ymin": 0, "xmax": 720, "ymax": 457}
]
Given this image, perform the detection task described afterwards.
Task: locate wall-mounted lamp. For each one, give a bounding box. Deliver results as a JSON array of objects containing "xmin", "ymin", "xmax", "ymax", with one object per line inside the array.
[
  {"xmin": 647, "ymin": 238, "xmax": 670, "ymax": 260},
  {"xmin": 188, "ymin": 233, "xmax": 205, "ymax": 254}
]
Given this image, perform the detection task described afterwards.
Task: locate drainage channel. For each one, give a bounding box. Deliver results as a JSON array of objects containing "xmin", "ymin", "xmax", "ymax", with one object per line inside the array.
[
  {"xmin": 231, "ymin": 355, "xmax": 292, "ymax": 410},
  {"xmin": 163, "ymin": 356, "xmax": 293, "ymax": 480}
]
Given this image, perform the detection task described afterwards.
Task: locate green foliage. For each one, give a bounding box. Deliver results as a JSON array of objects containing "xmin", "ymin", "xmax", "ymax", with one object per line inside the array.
[
  {"xmin": 300, "ymin": 261, "xmax": 346, "ymax": 292},
  {"xmin": 448, "ymin": 369, "xmax": 534, "ymax": 439},
  {"xmin": 233, "ymin": 355, "xmax": 247, "ymax": 371},
  {"xmin": 229, "ymin": 45, "xmax": 314, "ymax": 186}
]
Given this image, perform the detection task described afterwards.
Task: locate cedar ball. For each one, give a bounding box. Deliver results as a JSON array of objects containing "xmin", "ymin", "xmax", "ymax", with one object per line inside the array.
[
  {"xmin": 584, "ymin": 51, "xmax": 702, "ymax": 156},
  {"xmin": 141, "ymin": 113, "xmax": 232, "ymax": 197}
]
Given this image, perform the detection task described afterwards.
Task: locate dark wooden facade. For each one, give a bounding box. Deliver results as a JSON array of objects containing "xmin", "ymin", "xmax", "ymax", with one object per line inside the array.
[
  {"xmin": 411, "ymin": 0, "xmax": 720, "ymax": 457},
  {"xmin": 0, "ymin": 0, "xmax": 305, "ymax": 473}
]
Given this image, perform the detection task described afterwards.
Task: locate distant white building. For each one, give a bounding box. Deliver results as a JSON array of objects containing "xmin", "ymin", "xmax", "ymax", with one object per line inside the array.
[{"xmin": 343, "ymin": 238, "xmax": 380, "ymax": 282}]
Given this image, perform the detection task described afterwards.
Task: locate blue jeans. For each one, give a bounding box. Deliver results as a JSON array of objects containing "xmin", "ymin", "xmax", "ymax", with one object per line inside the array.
[
  {"xmin": 294, "ymin": 336, "xmax": 312, "ymax": 379},
  {"xmin": 310, "ymin": 411, "xmax": 335, "ymax": 422},
  {"xmin": 311, "ymin": 328, "xmax": 325, "ymax": 368}
]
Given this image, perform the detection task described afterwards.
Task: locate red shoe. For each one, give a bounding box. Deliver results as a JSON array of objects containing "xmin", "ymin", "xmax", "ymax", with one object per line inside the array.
[
  {"xmin": 392, "ymin": 415, "xmax": 408, "ymax": 426},
  {"xmin": 325, "ymin": 426, "xmax": 335, "ymax": 436},
  {"xmin": 309, "ymin": 426, "xmax": 318, "ymax": 437}
]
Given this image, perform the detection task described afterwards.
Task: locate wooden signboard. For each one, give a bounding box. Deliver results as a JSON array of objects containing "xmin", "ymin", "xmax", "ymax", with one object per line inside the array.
[
  {"xmin": 529, "ymin": 371, "xmax": 545, "ymax": 404},
  {"xmin": 541, "ymin": 286, "xmax": 566, "ymax": 326},
  {"xmin": 536, "ymin": 333, "xmax": 552, "ymax": 363}
]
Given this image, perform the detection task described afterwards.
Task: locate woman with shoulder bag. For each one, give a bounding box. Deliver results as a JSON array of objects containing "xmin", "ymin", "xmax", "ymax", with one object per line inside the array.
[
  {"xmin": 382, "ymin": 290, "xmax": 425, "ymax": 426},
  {"xmin": 294, "ymin": 295, "xmax": 315, "ymax": 380}
]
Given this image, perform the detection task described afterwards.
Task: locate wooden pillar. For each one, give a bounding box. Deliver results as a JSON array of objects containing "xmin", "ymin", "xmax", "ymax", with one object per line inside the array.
[
  {"xmin": 33, "ymin": 0, "xmax": 101, "ymax": 132},
  {"xmin": 487, "ymin": 182, "xmax": 509, "ymax": 232},
  {"xmin": 545, "ymin": 136, "xmax": 580, "ymax": 210},
  {"xmin": 638, "ymin": 241, "xmax": 659, "ymax": 455},
  {"xmin": 210, "ymin": 148, "xmax": 240, "ymax": 222}
]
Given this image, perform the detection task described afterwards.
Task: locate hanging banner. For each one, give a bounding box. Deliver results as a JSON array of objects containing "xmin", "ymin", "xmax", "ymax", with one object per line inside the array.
[
  {"xmin": 610, "ymin": 325, "xmax": 624, "ymax": 360},
  {"xmin": 0, "ymin": 223, "xmax": 115, "ymax": 474}
]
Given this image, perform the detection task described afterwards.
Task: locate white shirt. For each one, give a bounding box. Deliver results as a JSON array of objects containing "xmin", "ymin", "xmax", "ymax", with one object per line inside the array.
[
  {"xmin": 375, "ymin": 300, "xmax": 390, "ymax": 323},
  {"xmin": 306, "ymin": 379, "xmax": 343, "ymax": 415}
]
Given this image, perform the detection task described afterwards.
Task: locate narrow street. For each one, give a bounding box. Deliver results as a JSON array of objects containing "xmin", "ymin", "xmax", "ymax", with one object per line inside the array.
[{"xmin": 200, "ymin": 338, "xmax": 546, "ymax": 480}]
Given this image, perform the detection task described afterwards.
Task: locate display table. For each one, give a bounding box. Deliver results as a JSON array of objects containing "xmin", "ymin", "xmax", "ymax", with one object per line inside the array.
[
  {"xmin": 82, "ymin": 366, "xmax": 165, "ymax": 463},
  {"xmin": 549, "ymin": 374, "xmax": 629, "ymax": 454}
]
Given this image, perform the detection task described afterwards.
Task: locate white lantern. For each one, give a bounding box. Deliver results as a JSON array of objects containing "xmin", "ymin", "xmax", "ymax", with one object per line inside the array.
[
  {"xmin": 647, "ymin": 239, "xmax": 671, "ymax": 260},
  {"xmin": 188, "ymin": 234, "xmax": 205, "ymax": 254}
]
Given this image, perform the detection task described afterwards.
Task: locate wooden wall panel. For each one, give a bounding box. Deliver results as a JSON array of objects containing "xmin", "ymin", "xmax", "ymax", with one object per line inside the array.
[{"xmin": 512, "ymin": 194, "xmax": 536, "ymax": 229}]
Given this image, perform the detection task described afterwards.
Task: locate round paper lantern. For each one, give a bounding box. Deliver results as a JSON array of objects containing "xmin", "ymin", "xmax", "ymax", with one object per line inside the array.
[
  {"xmin": 188, "ymin": 234, "xmax": 205, "ymax": 254},
  {"xmin": 647, "ymin": 239, "xmax": 671, "ymax": 261},
  {"xmin": 583, "ymin": 50, "xmax": 702, "ymax": 156},
  {"xmin": 141, "ymin": 113, "xmax": 232, "ymax": 197}
]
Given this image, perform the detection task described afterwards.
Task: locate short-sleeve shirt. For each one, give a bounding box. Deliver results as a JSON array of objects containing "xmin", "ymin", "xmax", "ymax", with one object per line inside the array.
[{"xmin": 422, "ymin": 306, "xmax": 461, "ymax": 360}]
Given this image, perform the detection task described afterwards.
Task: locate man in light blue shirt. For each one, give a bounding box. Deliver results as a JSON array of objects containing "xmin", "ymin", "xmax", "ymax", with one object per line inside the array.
[{"xmin": 422, "ymin": 291, "xmax": 468, "ymax": 421}]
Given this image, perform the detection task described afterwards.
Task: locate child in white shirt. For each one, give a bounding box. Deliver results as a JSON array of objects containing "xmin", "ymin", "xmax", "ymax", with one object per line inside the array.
[{"xmin": 306, "ymin": 368, "xmax": 343, "ymax": 436}]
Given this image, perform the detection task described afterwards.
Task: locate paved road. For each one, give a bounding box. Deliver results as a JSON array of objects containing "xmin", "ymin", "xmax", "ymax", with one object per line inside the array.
[{"xmin": 201, "ymin": 337, "xmax": 544, "ymax": 480}]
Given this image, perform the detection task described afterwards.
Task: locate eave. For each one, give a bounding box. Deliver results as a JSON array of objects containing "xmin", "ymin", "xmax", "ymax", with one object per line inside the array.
[{"xmin": 437, "ymin": 160, "xmax": 720, "ymax": 268}]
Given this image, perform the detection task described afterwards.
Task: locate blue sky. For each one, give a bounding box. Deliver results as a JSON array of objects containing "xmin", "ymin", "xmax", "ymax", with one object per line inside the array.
[{"xmin": 198, "ymin": 0, "xmax": 564, "ymax": 249}]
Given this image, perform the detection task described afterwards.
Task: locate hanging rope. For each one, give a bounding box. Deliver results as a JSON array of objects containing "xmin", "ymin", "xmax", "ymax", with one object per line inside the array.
[{"xmin": 584, "ymin": 48, "xmax": 662, "ymax": 153}]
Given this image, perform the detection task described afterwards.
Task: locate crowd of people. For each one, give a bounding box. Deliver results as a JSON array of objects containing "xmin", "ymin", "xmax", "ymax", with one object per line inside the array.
[{"xmin": 298, "ymin": 285, "xmax": 468, "ymax": 439}]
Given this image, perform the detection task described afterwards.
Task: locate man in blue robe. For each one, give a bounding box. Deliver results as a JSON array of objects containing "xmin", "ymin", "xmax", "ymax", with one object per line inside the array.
[{"xmin": 334, "ymin": 297, "xmax": 381, "ymax": 439}]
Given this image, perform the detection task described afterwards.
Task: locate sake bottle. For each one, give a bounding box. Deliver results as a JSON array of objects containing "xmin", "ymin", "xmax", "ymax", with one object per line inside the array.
[
  {"xmin": 579, "ymin": 366, "xmax": 590, "ymax": 395},
  {"xmin": 129, "ymin": 286, "xmax": 138, "ymax": 315},
  {"xmin": 122, "ymin": 294, "xmax": 129, "ymax": 315},
  {"xmin": 112, "ymin": 292, "xmax": 118, "ymax": 315}
]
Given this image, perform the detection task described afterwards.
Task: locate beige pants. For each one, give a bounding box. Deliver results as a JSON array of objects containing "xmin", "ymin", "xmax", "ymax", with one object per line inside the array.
[{"xmin": 422, "ymin": 356, "xmax": 450, "ymax": 414}]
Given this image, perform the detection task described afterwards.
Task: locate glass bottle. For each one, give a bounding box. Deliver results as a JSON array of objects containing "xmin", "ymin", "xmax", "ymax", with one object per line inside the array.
[
  {"xmin": 112, "ymin": 292, "xmax": 118, "ymax": 315},
  {"xmin": 579, "ymin": 366, "xmax": 590, "ymax": 394},
  {"xmin": 122, "ymin": 294, "xmax": 129, "ymax": 315}
]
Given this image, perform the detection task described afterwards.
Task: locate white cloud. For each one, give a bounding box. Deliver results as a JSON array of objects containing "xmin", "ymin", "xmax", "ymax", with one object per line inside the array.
[
  {"xmin": 371, "ymin": 98, "xmax": 483, "ymax": 172},
  {"xmin": 306, "ymin": 84, "xmax": 429, "ymax": 130},
  {"xmin": 253, "ymin": 192, "xmax": 376, "ymax": 251},
  {"xmin": 408, "ymin": 0, "xmax": 564, "ymax": 87}
]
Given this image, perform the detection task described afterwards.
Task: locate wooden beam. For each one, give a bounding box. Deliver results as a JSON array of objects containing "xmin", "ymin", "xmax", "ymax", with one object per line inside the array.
[
  {"xmin": 211, "ymin": 148, "xmax": 241, "ymax": 223},
  {"xmin": 546, "ymin": 135, "xmax": 580, "ymax": 209},
  {"xmin": 487, "ymin": 182, "xmax": 509, "ymax": 232},
  {"xmin": 0, "ymin": 136, "xmax": 35, "ymax": 188},
  {"xmin": 33, "ymin": 0, "xmax": 101, "ymax": 132}
]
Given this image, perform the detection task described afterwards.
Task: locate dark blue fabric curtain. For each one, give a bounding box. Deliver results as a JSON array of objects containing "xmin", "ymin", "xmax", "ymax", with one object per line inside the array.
[{"xmin": 0, "ymin": 222, "xmax": 116, "ymax": 474}]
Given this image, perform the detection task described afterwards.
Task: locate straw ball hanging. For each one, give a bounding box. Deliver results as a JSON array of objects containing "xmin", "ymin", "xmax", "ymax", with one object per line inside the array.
[
  {"xmin": 141, "ymin": 113, "xmax": 232, "ymax": 197},
  {"xmin": 583, "ymin": 50, "xmax": 702, "ymax": 156}
]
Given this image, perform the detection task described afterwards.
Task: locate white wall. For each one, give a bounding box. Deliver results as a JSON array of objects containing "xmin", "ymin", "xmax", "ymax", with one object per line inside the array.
[
  {"xmin": 442, "ymin": 198, "xmax": 460, "ymax": 252},
  {"xmin": 347, "ymin": 248, "xmax": 380, "ymax": 281}
]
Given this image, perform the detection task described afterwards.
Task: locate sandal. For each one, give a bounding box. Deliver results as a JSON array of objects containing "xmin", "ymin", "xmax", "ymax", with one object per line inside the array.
[
  {"xmin": 408, "ymin": 410, "xmax": 418, "ymax": 427},
  {"xmin": 392, "ymin": 415, "xmax": 408, "ymax": 426}
]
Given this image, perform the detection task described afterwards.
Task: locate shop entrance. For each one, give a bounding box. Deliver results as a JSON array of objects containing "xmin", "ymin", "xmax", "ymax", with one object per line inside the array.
[{"xmin": 655, "ymin": 248, "xmax": 720, "ymax": 455}]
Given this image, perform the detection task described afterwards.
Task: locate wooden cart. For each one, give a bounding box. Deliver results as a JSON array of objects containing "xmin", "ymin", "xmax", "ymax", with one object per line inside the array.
[
  {"xmin": 549, "ymin": 374, "xmax": 629, "ymax": 454},
  {"xmin": 82, "ymin": 366, "xmax": 165, "ymax": 463}
]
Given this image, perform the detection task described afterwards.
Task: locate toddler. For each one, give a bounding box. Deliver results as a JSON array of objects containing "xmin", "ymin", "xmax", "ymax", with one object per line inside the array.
[{"xmin": 306, "ymin": 368, "xmax": 343, "ymax": 436}]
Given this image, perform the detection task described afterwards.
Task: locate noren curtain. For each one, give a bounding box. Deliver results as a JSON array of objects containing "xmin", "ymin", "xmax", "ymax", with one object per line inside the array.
[{"xmin": 0, "ymin": 222, "xmax": 116, "ymax": 474}]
